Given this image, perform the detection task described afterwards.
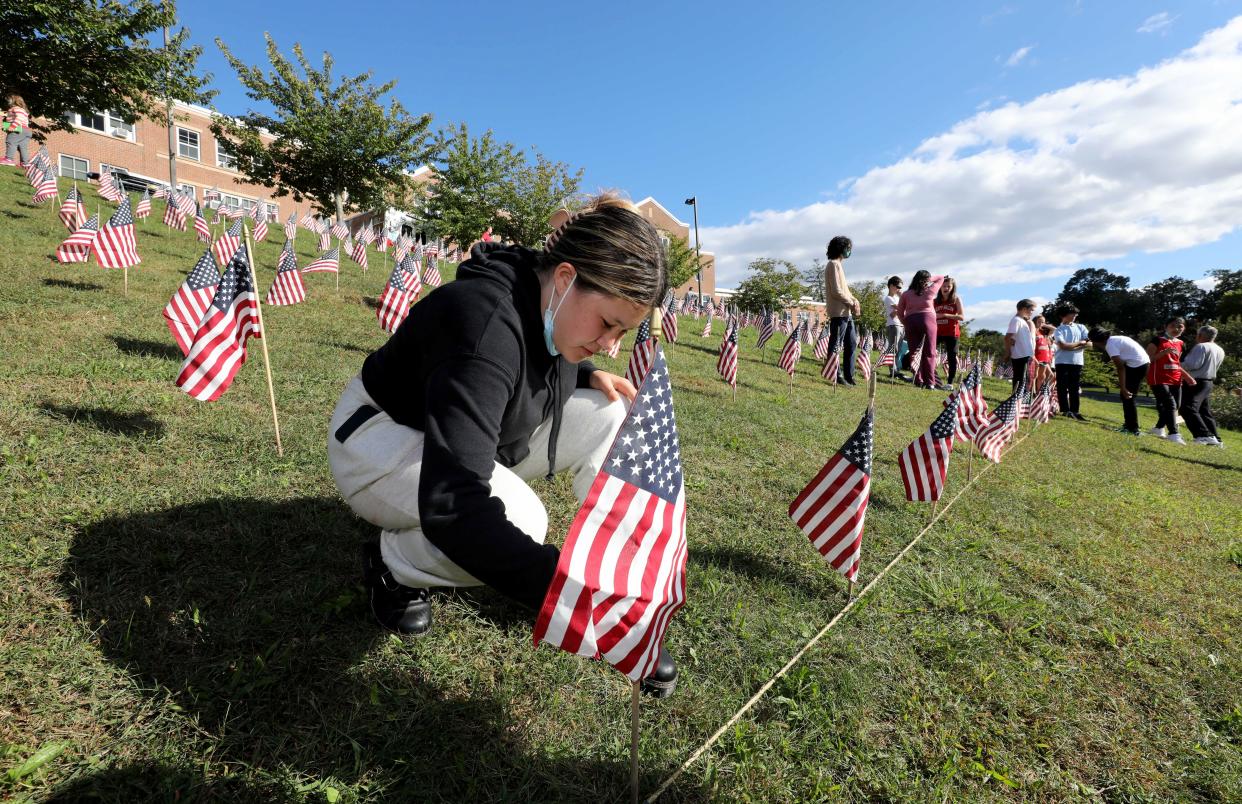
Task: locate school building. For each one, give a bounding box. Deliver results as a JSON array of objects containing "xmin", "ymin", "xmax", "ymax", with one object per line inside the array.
[{"xmin": 632, "ymin": 196, "xmax": 716, "ymax": 302}]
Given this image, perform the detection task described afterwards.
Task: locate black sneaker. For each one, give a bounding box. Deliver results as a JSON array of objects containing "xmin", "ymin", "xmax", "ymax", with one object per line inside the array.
[
  {"xmin": 362, "ymin": 541, "xmax": 432, "ymax": 637},
  {"xmin": 1071, "ymin": 412, "xmax": 1087, "ymax": 421},
  {"xmin": 639, "ymin": 646, "xmax": 678, "ymax": 698}
]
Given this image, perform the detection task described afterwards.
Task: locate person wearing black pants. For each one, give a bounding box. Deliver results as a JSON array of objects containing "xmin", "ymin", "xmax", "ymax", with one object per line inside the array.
[
  {"xmin": 1005, "ymin": 300, "xmax": 1037, "ymax": 392},
  {"xmin": 1179, "ymin": 325, "xmax": 1226, "ymax": 445},
  {"xmin": 933, "ymin": 277, "xmax": 963, "ymax": 387},
  {"xmin": 827, "ymin": 315, "xmax": 857, "ymax": 384},
  {"xmin": 1053, "ymin": 305, "xmax": 1090, "ymax": 418},
  {"xmin": 823, "ymin": 236, "xmax": 859, "ymax": 385},
  {"xmin": 1090, "ymin": 328, "xmax": 1151, "ymax": 435}
]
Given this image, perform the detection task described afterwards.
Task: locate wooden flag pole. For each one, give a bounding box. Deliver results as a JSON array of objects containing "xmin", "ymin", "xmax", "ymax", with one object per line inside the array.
[
  {"xmin": 846, "ymin": 579, "xmax": 855, "ymax": 600},
  {"xmin": 242, "ymin": 222, "xmax": 284, "ymax": 456},
  {"xmin": 630, "ymin": 681, "xmax": 641, "ymax": 804},
  {"xmin": 929, "ymin": 500, "xmax": 939, "ymax": 524}
]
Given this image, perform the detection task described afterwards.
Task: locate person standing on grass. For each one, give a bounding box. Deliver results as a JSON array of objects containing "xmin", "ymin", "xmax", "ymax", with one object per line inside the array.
[
  {"xmin": 1033, "ymin": 318, "xmax": 1055, "ymax": 388},
  {"xmin": 824, "ymin": 235, "xmax": 860, "ymax": 386},
  {"xmin": 1005, "ymin": 300, "xmax": 1037, "ymax": 392},
  {"xmin": 1053, "ymin": 304, "xmax": 1090, "ymax": 420},
  {"xmin": 1, "ymin": 93, "xmax": 31, "ymax": 167},
  {"xmin": 883, "ymin": 275, "xmax": 908, "ymax": 380},
  {"xmin": 1179, "ymin": 325, "xmax": 1226, "ymax": 447},
  {"xmin": 933, "ymin": 277, "xmax": 964, "ymax": 388},
  {"xmin": 326, "ymin": 193, "xmax": 678, "ymax": 697},
  {"xmin": 896, "ymin": 270, "xmax": 946, "ymax": 389},
  {"xmin": 1089, "ymin": 328, "xmax": 1151, "ymax": 436},
  {"xmin": 1146, "ymin": 317, "xmax": 1193, "ymax": 444}
]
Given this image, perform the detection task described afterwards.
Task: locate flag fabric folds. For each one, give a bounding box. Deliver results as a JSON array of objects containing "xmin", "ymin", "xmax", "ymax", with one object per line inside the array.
[
  {"xmin": 134, "ymin": 188, "xmax": 152, "ymax": 219},
  {"xmin": 717, "ymin": 322, "xmax": 738, "ymax": 388},
  {"xmin": 661, "ymin": 298, "xmax": 679, "ymax": 344},
  {"xmin": 194, "ymin": 206, "xmax": 211, "ymax": 242},
  {"xmin": 164, "ymin": 250, "xmax": 222, "ymax": 355},
  {"xmin": 266, "ymin": 241, "xmax": 307, "ymax": 307},
  {"xmin": 164, "ymin": 197, "xmax": 187, "ymax": 230},
  {"xmin": 898, "ymin": 393, "xmax": 958, "ymax": 502},
  {"xmin": 855, "ymin": 346, "xmax": 873, "ymax": 381},
  {"xmin": 950, "ymin": 365, "xmax": 989, "ymax": 441},
  {"xmin": 626, "ymin": 318, "xmax": 657, "ymax": 387},
  {"xmin": 252, "ymin": 206, "xmax": 268, "ymax": 242},
  {"xmin": 55, "ymin": 214, "xmax": 99, "ymax": 263},
  {"xmin": 821, "ymin": 345, "xmax": 840, "ymax": 383},
  {"xmin": 350, "ymin": 237, "xmax": 369, "ymax": 270},
  {"xmin": 175, "ymin": 245, "xmax": 262, "ymax": 401},
  {"xmin": 304, "ymin": 246, "xmax": 340, "ymax": 274},
  {"xmin": 58, "ymin": 185, "xmax": 86, "ymax": 230},
  {"xmin": 755, "ymin": 312, "xmax": 776, "ymax": 349},
  {"xmin": 376, "ymin": 257, "xmax": 419, "ymax": 332},
  {"xmin": 974, "ymin": 381, "xmax": 1024, "ymax": 462},
  {"xmin": 789, "ymin": 408, "xmax": 874, "ymax": 582},
  {"xmin": 534, "ymin": 346, "xmax": 687, "ymax": 683},
  {"xmin": 93, "ymin": 195, "xmax": 140, "ymax": 269},
  {"xmin": 212, "ymin": 219, "xmax": 243, "ymax": 267},
  {"xmin": 32, "ymin": 167, "xmax": 58, "ymax": 202},
  {"xmin": 779, "ymin": 322, "xmax": 803, "ymax": 375}
]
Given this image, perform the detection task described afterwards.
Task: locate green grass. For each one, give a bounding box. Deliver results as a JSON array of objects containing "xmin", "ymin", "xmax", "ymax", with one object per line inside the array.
[{"xmin": 1, "ymin": 167, "xmax": 1239, "ymax": 802}]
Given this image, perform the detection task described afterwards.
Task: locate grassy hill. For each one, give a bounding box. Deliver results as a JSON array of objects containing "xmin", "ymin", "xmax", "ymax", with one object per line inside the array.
[{"xmin": 1, "ymin": 167, "xmax": 1239, "ymax": 802}]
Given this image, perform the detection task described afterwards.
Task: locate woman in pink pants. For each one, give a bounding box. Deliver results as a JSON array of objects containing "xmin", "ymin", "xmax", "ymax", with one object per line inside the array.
[{"xmin": 896, "ymin": 270, "xmax": 946, "ymax": 389}]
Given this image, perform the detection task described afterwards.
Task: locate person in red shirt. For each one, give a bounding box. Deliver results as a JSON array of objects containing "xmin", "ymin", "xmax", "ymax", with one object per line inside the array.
[
  {"xmin": 933, "ymin": 277, "xmax": 964, "ymax": 387},
  {"xmin": 1146, "ymin": 317, "xmax": 1195, "ymax": 444},
  {"xmin": 1032, "ymin": 316, "xmax": 1054, "ymax": 388}
]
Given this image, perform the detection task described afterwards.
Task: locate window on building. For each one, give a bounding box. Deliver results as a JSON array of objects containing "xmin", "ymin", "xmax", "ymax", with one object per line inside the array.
[
  {"xmin": 179, "ymin": 184, "xmax": 196, "ymax": 201},
  {"xmin": 216, "ymin": 140, "xmax": 237, "ymax": 170},
  {"xmin": 65, "ymin": 111, "xmax": 135, "ymax": 140},
  {"xmin": 264, "ymin": 202, "xmax": 279, "ymax": 222},
  {"xmin": 58, "ymin": 155, "xmax": 90, "ymax": 180},
  {"xmin": 177, "ymin": 128, "xmax": 200, "ymax": 160},
  {"xmin": 219, "ymin": 193, "xmax": 257, "ymax": 214}
]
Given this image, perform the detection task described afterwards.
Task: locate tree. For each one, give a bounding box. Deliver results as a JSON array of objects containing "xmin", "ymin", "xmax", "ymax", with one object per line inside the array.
[
  {"xmin": 664, "ymin": 234, "xmax": 699, "ymax": 293},
  {"xmin": 849, "ymin": 280, "xmax": 886, "ymax": 335},
  {"xmin": 1201, "ymin": 269, "xmax": 1242, "ymax": 320},
  {"xmin": 1051, "ymin": 268, "xmax": 1131, "ymax": 326},
  {"xmin": 1133, "ymin": 276, "xmax": 1206, "ymax": 327},
  {"xmin": 422, "ymin": 123, "xmax": 522, "ymax": 251},
  {"xmin": 1217, "ymin": 290, "xmax": 1242, "ymax": 322},
  {"xmin": 730, "ymin": 259, "xmax": 807, "ymax": 313},
  {"xmin": 1, "ymin": 0, "xmax": 215, "ymax": 137},
  {"xmin": 493, "ymin": 150, "xmax": 582, "ymax": 248},
  {"xmin": 212, "ymin": 34, "xmax": 435, "ymax": 221},
  {"xmin": 802, "ymin": 259, "xmax": 826, "ymax": 303},
  {"xmin": 961, "ymin": 329, "xmax": 1005, "ymax": 361}
]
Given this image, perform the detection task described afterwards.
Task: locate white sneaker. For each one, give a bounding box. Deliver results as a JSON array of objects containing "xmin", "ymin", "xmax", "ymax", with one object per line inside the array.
[
  {"xmin": 1165, "ymin": 433, "xmax": 1186, "ymax": 445},
  {"xmin": 1194, "ymin": 436, "xmax": 1222, "ymax": 446},
  {"xmin": 1147, "ymin": 426, "xmax": 1167, "ymax": 437}
]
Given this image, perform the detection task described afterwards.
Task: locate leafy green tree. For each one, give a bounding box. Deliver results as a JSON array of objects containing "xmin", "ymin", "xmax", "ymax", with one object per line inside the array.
[
  {"xmin": 730, "ymin": 259, "xmax": 807, "ymax": 313},
  {"xmin": 212, "ymin": 34, "xmax": 434, "ymax": 221},
  {"xmin": 1201, "ymin": 269, "xmax": 1242, "ymax": 319},
  {"xmin": 664, "ymin": 234, "xmax": 700, "ymax": 293},
  {"xmin": 493, "ymin": 150, "xmax": 582, "ymax": 248},
  {"xmin": 802, "ymin": 259, "xmax": 826, "ymax": 303},
  {"xmin": 1135, "ymin": 276, "xmax": 1207, "ymax": 326},
  {"xmin": 1051, "ymin": 268, "xmax": 1131, "ymax": 327},
  {"xmin": 849, "ymin": 280, "xmax": 886, "ymax": 335},
  {"xmin": 1216, "ymin": 290, "xmax": 1242, "ymax": 323},
  {"xmin": 961, "ymin": 328, "xmax": 1005, "ymax": 362},
  {"xmin": 423, "ymin": 123, "xmax": 522, "ymax": 251},
  {"xmin": 1, "ymin": 0, "xmax": 215, "ymax": 137}
]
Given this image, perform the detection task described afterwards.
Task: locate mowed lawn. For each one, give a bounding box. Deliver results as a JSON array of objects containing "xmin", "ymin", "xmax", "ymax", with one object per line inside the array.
[{"xmin": 1, "ymin": 168, "xmax": 1239, "ymax": 803}]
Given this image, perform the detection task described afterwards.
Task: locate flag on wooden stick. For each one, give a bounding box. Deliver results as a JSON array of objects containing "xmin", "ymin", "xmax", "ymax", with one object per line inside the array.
[
  {"xmin": 175, "ymin": 244, "xmax": 262, "ymax": 401},
  {"xmin": 304, "ymin": 246, "xmax": 340, "ymax": 274},
  {"xmin": 626, "ymin": 318, "xmax": 657, "ymax": 387},
  {"xmin": 59, "ymin": 185, "xmax": 86, "ymax": 230},
  {"xmin": 973, "ymin": 381, "xmax": 1024, "ymax": 462},
  {"xmin": 134, "ymin": 188, "xmax": 152, "ymax": 219},
  {"xmin": 266, "ymin": 241, "xmax": 307, "ymax": 307},
  {"xmin": 212, "ymin": 219, "xmax": 243, "ymax": 267},
  {"xmin": 376, "ymin": 256, "xmax": 419, "ymax": 332},
  {"xmin": 164, "ymin": 250, "xmax": 221, "ymax": 355},
  {"xmin": 93, "ymin": 195, "xmax": 140, "ymax": 269},
  {"xmin": 898, "ymin": 393, "xmax": 958, "ymax": 502},
  {"xmin": 54, "ymin": 213, "xmax": 99, "ymax": 263},
  {"xmin": 717, "ymin": 321, "xmax": 738, "ymax": 388}
]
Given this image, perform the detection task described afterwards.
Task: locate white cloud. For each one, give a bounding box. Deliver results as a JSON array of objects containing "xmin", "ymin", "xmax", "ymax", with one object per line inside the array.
[
  {"xmin": 963, "ymin": 296, "xmax": 1050, "ymax": 332},
  {"xmin": 1138, "ymin": 12, "xmax": 1177, "ymax": 34},
  {"xmin": 1194, "ymin": 276, "xmax": 1218, "ymax": 291},
  {"xmin": 1004, "ymin": 45, "xmax": 1035, "ymax": 67},
  {"xmin": 704, "ymin": 15, "xmax": 1242, "ymax": 316}
]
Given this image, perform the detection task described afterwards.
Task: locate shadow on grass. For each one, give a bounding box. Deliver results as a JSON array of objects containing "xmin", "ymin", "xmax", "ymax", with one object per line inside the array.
[
  {"xmin": 361, "ymin": 296, "xmax": 380, "ymax": 310},
  {"xmin": 324, "ymin": 340, "xmax": 371, "ymax": 355},
  {"xmin": 689, "ymin": 543, "xmax": 830, "ymax": 599},
  {"xmin": 1, "ymin": 208, "xmax": 29, "ymax": 219},
  {"xmin": 43, "ymin": 278, "xmax": 104, "ymax": 291},
  {"xmin": 47, "ymin": 762, "xmax": 293, "ymax": 803},
  {"xmin": 38, "ymin": 403, "xmax": 164, "ymax": 438},
  {"xmin": 109, "ymin": 335, "xmax": 183, "ymax": 361},
  {"xmin": 1139, "ymin": 446, "xmax": 1240, "ymax": 473},
  {"xmin": 59, "ymin": 498, "xmax": 630, "ymax": 801}
]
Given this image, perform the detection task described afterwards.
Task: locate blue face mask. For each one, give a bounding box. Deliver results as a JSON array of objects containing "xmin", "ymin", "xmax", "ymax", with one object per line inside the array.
[{"xmin": 543, "ymin": 274, "xmax": 576, "ymax": 356}]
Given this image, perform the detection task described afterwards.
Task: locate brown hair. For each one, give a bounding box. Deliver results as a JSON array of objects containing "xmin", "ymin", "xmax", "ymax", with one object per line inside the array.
[
  {"xmin": 5, "ymin": 93, "xmax": 27, "ymax": 110},
  {"xmin": 542, "ymin": 192, "xmax": 668, "ymax": 308},
  {"xmin": 935, "ymin": 276, "xmax": 959, "ymax": 305}
]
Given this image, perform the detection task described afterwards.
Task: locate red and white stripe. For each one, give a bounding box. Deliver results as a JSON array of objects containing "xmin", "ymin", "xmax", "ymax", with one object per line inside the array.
[
  {"xmin": 899, "ymin": 432, "xmax": 951, "ymax": 501},
  {"xmin": 266, "ymin": 253, "xmax": 306, "ymax": 307},
  {"xmin": 194, "ymin": 213, "xmax": 211, "ymax": 242},
  {"xmin": 93, "ymin": 225, "xmax": 139, "ymax": 269},
  {"xmin": 175, "ymin": 294, "xmax": 261, "ymax": 402},
  {"xmin": 212, "ymin": 230, "xmax": 241, "ymax": 267},
  {"xmin": 58, "ymin": 188, "xmax": 86, "ymax": 230},
  {"xmin": 55, "ymin": 215, "xmax": 98, "ymax": 263},
  {"xmin": 855, "ymin": 348, "xmax": 872, "ymax": 380},
  {"xmin": 821, "ymin": 349, "xmax": 839, "ymax": 383}
]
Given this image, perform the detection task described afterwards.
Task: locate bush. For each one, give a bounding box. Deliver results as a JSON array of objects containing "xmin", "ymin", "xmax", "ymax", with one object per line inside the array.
[{"xmin": 1212, "ymin": 388, "xmax": 1242, "ymax": 431}]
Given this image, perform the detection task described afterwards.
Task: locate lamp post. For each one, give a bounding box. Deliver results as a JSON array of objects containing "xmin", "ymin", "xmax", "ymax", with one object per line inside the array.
[{"xmin": 684, "ymin": 196, "xmax": 702, "ymax": 304}]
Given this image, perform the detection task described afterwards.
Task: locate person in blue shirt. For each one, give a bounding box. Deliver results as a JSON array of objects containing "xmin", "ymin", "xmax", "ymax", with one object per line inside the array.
[{"xmin": 1053, "ymin": 304, "xmax": 1090, "ymax": 419}]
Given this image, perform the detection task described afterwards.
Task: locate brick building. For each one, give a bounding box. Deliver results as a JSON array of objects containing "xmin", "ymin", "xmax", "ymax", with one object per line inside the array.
[
  {"xmin": 41, "ymin": 101, "xmax": 317, "ymax": 223},
  {"xmin": 633, "ymin": 196, "xmax": 716, "ymax": 302}
]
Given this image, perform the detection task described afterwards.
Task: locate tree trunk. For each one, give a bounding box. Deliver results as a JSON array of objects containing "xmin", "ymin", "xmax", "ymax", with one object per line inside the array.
[{"xmin": 334, "ymin": 192, "xmax": 345, "ymax": 223}]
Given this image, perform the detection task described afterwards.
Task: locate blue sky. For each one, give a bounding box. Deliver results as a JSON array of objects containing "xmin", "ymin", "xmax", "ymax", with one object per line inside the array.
[{"xmin": 182, "ymin": 1, "xmax": 1242, "ymax": 329}]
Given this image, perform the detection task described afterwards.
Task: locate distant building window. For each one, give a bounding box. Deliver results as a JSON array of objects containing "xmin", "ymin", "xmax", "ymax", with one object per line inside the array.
[
  {"xmin": 65, "ymin": 111, "xmax": 135, "ymax": 141},
  {"xmin": 264, "ymin": 202, "xmax": 279, "ymax": 222},
  {"xmin": 179, "ymin": 184, "xmax": 196, "ymax": 200},
  {"xmin": 59, "ymin": 155, "xmax": 89, "ymax": 180},
  {"xmin": 219, "ymin": 193, "xmax": 257, "ymax": 214},
  {"xmin": 177, "ymin": 128, "xmax": 200, "ymax": 160},
  {"xmin": 216, "ymin": 140, "xmax": 237, "ymax": 170}
]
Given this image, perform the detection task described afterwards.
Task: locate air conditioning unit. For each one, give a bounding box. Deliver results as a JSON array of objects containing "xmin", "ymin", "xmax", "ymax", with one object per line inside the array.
[{"xmin": 110, "ymin": 129, "xmax": 129, "ymax": 138}]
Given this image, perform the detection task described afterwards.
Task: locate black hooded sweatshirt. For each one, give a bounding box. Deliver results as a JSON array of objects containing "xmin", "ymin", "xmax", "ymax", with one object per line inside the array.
[{"xmin": 359, "ymin": 243, "xmax": 597, "ymax": 608}]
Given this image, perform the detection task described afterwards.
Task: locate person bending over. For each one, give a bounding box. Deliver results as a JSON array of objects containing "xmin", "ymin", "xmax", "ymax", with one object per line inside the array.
[
  {"xmin": 327, "ymin": 194, "xmax": 677, "ymax": 696},
  {"xmin": 1089, "ymin": 328, "xmax": 1151, "ymax": 436}
]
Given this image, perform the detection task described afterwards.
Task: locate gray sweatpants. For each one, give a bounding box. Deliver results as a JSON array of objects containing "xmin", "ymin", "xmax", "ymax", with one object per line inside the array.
[
  {"xmin": 327, "ymin": 374, "xmax": 626, "ymax": 590},
  {"xmin": 5, "ymin": 130, "xmax": 31, "ymax": 163}
]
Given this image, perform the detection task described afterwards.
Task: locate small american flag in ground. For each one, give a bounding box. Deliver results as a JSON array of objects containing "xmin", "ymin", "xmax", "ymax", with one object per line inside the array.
[
  {"xmin": 164, "ymin": 250, "xmax": 221, "ymax": 355},
  {"xmin": 374, "ymin": 230, "xmax": 388, "ymax": 253},
  {"xmin": 755, "ymin": 311, "xmax": 776, "ymax": 349},
  {"xmin": 789, "ymin": 408, "xmax": 874, "ymax": 582},
  {"xmin": 318, "ymin": 229, "xmax": 331, "ymax": 251},
  {"xmin": 420, "ymin": 249, "xmax": 441, "ymax": 286},
  {"xmin": 856, "ymin": 346, "xmax": 872, "ymax": 380},
  {"xmin": 717, "ymin": 322, "xmax": 738, "ymax": 388},
  {"xmin": 212, "ymin": 219, "xmax": 243, "ymax": 267},
  {"xmin": 779, "ymin": 323, "xmax": 803, "ymax": 375},
  {"xmin": 134, "ymin": 188, "xmax": 151, "ymax": 219},
  {"xmin": 899, "ymin": 393, "xmax": 958, "ymax": 502},
  {"xmin": 93, "ymin": 195, "xmax": 140, "ymax": 269},
  {"xmin": 152, "ymin": 185, "xmax": 169, "ymax": 200},
  {"xmin": 821, "ymin": 345, "xmax": 840, "ymax": 383},
  {"xmin": 25, "ymin": 153, "xmax": 47, "ymax": 184},
  {"xmin": 330, "ymin": 220, "xmax": 349, "ymax": 240},
  {"xmin": 626, "ymin": 318, "xmax": 658, "ymax": 386},
  {"xmin": 55, "ymin": 214, "xmax": 99, "ymax": 263},
  {"xmin": 97, "ymin": 172, "xmax": 123, "ymax": 203},
  {"xmin": 358, "ymin": 226, "xmax": 375, "ymax": 246},
  {"xmin": 814, "ymin": 325, "xmax": 831, "ymax": 360},
  {"xmin": 1030, "ymin": 380, "xmax": 1053, "ymax": 423},
  {"xmin": 176, "ymin": 191, "xmax": 197, "ymax": 216},
  {"xmin": 304, "ymin": 246, "xmax": 340, "ymax": 273},
  {"xmin": 266, "ymin": 241, "xmax": 306, "ymax": 307},
  {"xmin": 175, "ymin": 244, "xmax": 262, "ymax": 402},
  {"xmin": 252, "ymin": 206, "xmax": 268, "ymax": 242},
  {"xmin": 534, "ymin": 346, "xmax": 687, "ymax": 683},
  {"xmin": 194, "ymin": 206, "xmax": 211, "ymax": 242},
  {"xmin": 700, "ymin": 310, "xmax": 712, "ymax": 338},
  {"xmin": 32, "ymin": 167, "xmax": 58, "ymax": 202},
  {"xmin": 377, "ymin": 258, "xmax": 418, "ymax": 332},
  {"xmin": 350, "ymin": 237, "xmax": 369, "ymax": 270},
  {"xmin": 59, "ymin": 185, "xmax": 85, "ymax": 230},
  {"xmin": 974, "ymin": 381, "xmax": 1024, "ymax": 462},
  {"xmin": 300, "ymin": 211, "xmax": 316, "ymax": 229},
  {"xmin": 164, "ymin": 197, "xmax": 186, "ymax": 230},
  {"xmin": 284, "ymin": 213, "xmax": 297, "ymax": 241},
  {"xmin": 950, "ymin": 365, "xmax": 989, "ymax": 440},
  {"xmin": 661, "ymin": 298, "xmax": 679, "ymax": 343},
  {"xmin": 877, "ymin": 342, "xmax": 897, "ymax": 369}
]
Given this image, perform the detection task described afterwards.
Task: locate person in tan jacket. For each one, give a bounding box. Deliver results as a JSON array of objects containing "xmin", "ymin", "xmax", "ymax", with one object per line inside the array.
[{"xmin": 824, "ymin": 235, "xmax": 860, "ymax": 385}]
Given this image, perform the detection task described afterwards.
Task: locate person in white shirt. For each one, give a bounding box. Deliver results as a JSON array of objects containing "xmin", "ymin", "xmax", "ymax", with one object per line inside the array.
[
  {"xmin": 1004, "ymin": 299, "xmax": 1037, "ymax": 392},
  {"xmin": 1089, "ymin": 328, "xmax": 1151, "ymax": 435},
  {"xmin": 882, "ymin": 276, "xmax": 907, "ymax": 379},
  {"xmin": 1179, "ymin": 325, "xmax": 1227, "ymax": 446},
  {"xmin": 1053, "ymin": 304, "xmax": 1090, "ymax": 419}
]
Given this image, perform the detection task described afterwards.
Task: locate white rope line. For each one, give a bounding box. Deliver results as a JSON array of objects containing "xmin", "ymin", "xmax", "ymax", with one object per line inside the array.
[{"xmin": 645, "ymin": 425, "xmax": 1038, "ymax": 802}]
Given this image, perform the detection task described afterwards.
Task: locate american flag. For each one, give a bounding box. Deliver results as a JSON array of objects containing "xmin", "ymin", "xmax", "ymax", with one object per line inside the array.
[
  {"xmin": 821, "ymin": 344, "xmax": 840, "ymax": 383},
  {"xmin": 358, "ymin": 226, "xmax": 375, "ymax": 246},
  {"xmin": 164, "ymin": 197, "xmax": 187, "ymax": 230},
  {"xmin": 97, "ymin": 172, "xmax": 123, "ymax": 203},
  {"xmin": 212, "ymin": 219, "xmax": 243, "ymax": 267},
  {"xmin": 950, "ymin": 365, "xmax": 989, "ymax": 441},
  {"xmin": 59, "ymin": 185, "xmax": 86, "ymax": 230},
  {"xmin": 661, "ymin": 297, "xmax": 679, "ymax": 344},
  {"xmin": 152, "ymin": 184, "xmax": 169, "ymax": 200},
  {"xmin": 300, "ymin": 211, "xmax": 316, "ymax": 230},
  {"xmin": 755, "ymin": 311, "xmax": 776, "ymax": 349},
  {"xmin": 855, "ymin": 346, "xmax": 872, "ymax": 380},
  {"xmin": 814, "ymin": 325, "xmax": 831, "ymax": 361},
  {"xmin": 1019, "ymin": 381, "xmax": 1033, "ymax": 419},
  {"xmin": 700, "ymin": 309, "xmax": 713, "ymax": 338},
  {"xmin": 376, "ymin": 257, "xmax": 419, "ymax": 332},
  {"xmin": 175, "ymin": 244, "xmax": 262, "ymax": 402},
  {"xmin": 534, "ymin": 346, "xmax": 687, "ymax": 684},
  {"xmin": 1030, "ymin": 380, "xmax": 1052, "ymax": 423},
  {"xmin": 318, "ymin": 229, "xmax": 331, "ymax": 251},
  {"xmin": 717, "ymin": 322, "xmax": 738, "ymax": 388},
  {"xmin": 422, "ymin": 248, "xmax": 442, "ymax": 286},
  {"xmin": 350, "ymin": 236, "xmax": 369, "ymax": 270},
  {"xmin": 54, "ymin": 213, "xmax": 99, "ymax": 263},
  {"xmin": 625, "ymin": 318, "xmax": 658, "ymax": 386},
  {"xmin": 193, "ymin": 205, "xmax": 211, "ymax": 242},
  {"xmin": 877, "ymin": 342, "xmax": 897, "ymax": 369},
  {"xmin": 983, "ymin": 356, "xmax": 995, "ymax": 376},
  {"xmin": 789, "ymin": 408, "xmax": 873, "ymax": 582},
  {"xmin": 93, "ymin": 195, "xmax": 140, "ymax": 269},
  {"xmin": 164, "ymin": 249, "xmax": 221, "ymax": 355},
  {"xmin": 32, "ymin": 167, "xmax": 58, "ymax": 202},
  {"xmin": 134, "ymin": 188, "xmax": 152, "ymax": 219},
  {"xmin": 284, "ymin": 212, "xmax": 297, "ymax": 241},
  {"xmin": 779, "ymin": 322, "xmax": 803, "ymax": 375},
  {"xmin": 252, "ymin": 205, "xmax": 268, "ymax": 242},
  {"xmin": 330, "ymin": 220, "xmax": 349, "ymax": 240},
  {"xmin": 973, "ymin": 381, "xmax": 1024, "ymax": 462},
  {"xmin": 25, "ymin": 152, "xmax": 48, "ymax": 184},
  {"xmin": 304, "ymin": 246, "xmax": 340, "ymax": 274},
  {"xmin": 399, "ymin": 253, "xmax": 423, "ymax": 294},
  {"xmin": 266, "ymin": 241, "xmax": 307, "ymax": 307},
  {"xmin": 374, "ymin": 230, "xmax": 388, "ymax": 253},
  {"xmin": 898, "ymin": 393, "xmax": 958, "ymax": 502},
  {"xmin": 393, "ymin": 239, "xmax": 410, "ymax": 264}
]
